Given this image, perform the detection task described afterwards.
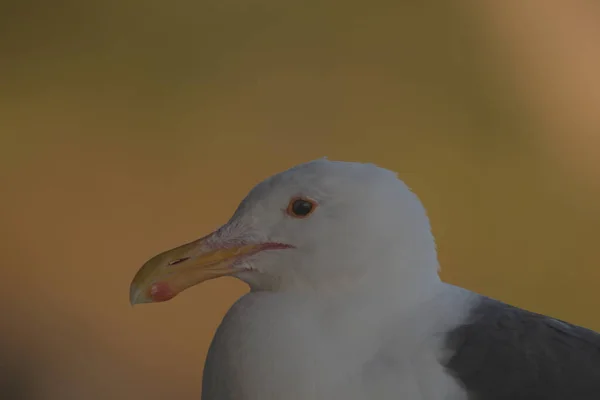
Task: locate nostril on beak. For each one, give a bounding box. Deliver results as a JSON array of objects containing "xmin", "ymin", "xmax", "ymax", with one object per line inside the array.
[{"xmin": 168, "ymin": 257, "xmax": 190, "ymax": 266}]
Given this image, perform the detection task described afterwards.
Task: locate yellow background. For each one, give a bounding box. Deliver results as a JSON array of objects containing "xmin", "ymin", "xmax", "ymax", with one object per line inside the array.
[{"xmin": 1, "ymin": 2, "xmax": 599, "ymax": 399}]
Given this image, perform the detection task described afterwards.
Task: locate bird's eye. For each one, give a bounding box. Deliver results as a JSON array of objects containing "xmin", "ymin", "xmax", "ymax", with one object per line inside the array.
[{"xmin": 287, "ymin": 197, "xmax": 317, "ymax": 218}]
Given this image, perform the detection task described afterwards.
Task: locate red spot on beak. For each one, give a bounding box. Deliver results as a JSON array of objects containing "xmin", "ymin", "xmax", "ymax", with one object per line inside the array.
[{"xmin": 149, "ymin": 282, "xmax": 176, "ymax": 302}]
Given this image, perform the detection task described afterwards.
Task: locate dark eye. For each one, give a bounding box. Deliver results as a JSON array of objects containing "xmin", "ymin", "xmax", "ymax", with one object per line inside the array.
[{"xmin": 287, "ymin": 197, "xmax": 317, "ymax": 218}]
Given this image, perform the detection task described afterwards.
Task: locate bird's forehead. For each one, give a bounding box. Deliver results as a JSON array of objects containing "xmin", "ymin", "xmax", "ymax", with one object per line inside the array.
[
  {"xmin": 250, "ymin": 165, "xmax": 357, "ymax": 201},
  {"xmin": 266, "ymin": 160, "xmax": 392, "ymax": 192},
  {"xmin": 232, "ymin": 160, "xmax": 400, "ymax": 218}
]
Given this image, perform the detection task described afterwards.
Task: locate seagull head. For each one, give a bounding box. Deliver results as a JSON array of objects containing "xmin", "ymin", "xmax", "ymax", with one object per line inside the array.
[{"xmin": 130, "ymin": 159, "xmax": 439, "ymax": 305}]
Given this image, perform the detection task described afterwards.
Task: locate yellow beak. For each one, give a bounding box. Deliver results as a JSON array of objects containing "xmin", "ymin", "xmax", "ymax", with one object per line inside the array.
[{"xmin": 129, "ymin": 235, "xmax": 266, "ymax": 305}]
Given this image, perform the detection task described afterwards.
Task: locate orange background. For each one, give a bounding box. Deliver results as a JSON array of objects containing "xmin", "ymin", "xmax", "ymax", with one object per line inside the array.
[{"xmin": 2, "ymin": 2, "xmax": 599, "ymax": 399}]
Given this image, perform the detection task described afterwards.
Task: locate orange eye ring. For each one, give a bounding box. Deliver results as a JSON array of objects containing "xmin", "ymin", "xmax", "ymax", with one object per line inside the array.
[{"xmin": 286, "ymin": 197, "xmax": 318, "ymax": 218}]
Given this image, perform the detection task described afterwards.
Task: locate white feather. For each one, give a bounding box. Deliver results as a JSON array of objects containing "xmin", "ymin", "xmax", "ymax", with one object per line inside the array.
[{"xmin": 201, "ymin": 159, "xmax": 471, "ymax": 400}]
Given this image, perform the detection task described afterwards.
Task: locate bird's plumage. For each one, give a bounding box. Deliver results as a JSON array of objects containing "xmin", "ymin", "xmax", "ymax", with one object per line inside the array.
[
  {"xmin": 132, "ymin": 159, "xmax": 600, "ymax": 400},
  {"xmin": 445, "ymin": 296, "xmax": 600, "ymax": 399}
]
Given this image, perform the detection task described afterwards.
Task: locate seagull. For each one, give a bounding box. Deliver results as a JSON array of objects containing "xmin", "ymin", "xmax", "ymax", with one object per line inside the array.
[{"xmin": 130, "ymin": 158, "xmax": 600, "ymax": 400}]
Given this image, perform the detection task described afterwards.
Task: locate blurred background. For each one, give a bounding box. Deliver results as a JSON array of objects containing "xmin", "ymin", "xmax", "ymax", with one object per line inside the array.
[{"xmin": 1, "ymin": 1, "xmax": 599, "ymax": 399}]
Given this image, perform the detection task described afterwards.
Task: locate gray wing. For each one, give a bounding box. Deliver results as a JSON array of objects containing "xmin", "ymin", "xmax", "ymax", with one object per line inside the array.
[{"xmin": 444, "ymin": 296, "xmax": 600, "ymax": 400}]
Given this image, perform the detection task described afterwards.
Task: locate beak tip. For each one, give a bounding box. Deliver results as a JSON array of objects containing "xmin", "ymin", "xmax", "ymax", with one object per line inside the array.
[
  {"xmin": 129, "ymin": 294, "xmax": 151, "ymax": 306},
  {"xmin": 129, "ymin": 292, "xmax": 140, "ymax": 307},
  {"xmin": 129, "ymin": 283, "xmax": 147, "ymax": 306},
  {"xmin": 129, "ymin": 281, "xmax": 177, "ymax": 306}
]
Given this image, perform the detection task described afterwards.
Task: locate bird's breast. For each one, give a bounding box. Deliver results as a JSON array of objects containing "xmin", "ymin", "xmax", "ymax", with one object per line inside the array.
[
  {"xmin": 201, "ymin": 289, "xmax": 469, "ymax": 400},
  {"xmin": 202, "ymin": 293, "xmax": 355, "ymax": 399}
]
